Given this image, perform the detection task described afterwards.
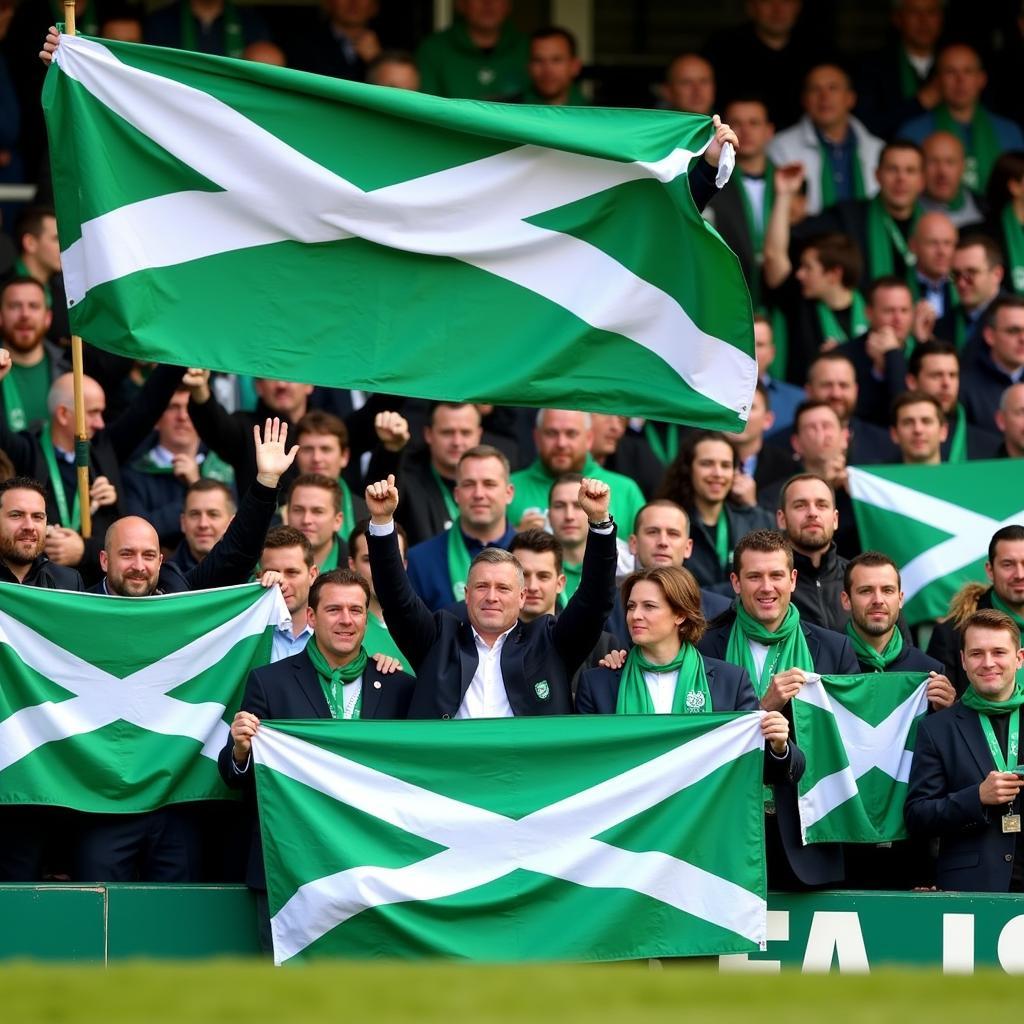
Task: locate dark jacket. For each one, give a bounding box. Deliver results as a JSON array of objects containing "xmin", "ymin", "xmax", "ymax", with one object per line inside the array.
[
  {"xmin": 576, "ymin": 657, "xmax": 803, "ymax": 786},
  {"xmin": 0, "ymin": 363, "xmax": 185, "ymax": 584},
  {"xmin": 961, "ymin": 348, "xmax": 1020, "ymax": 436},
  {"xmin": 0, "ymin": 553, "xmax": 83, "ymax": 590},
  {"xmin": 837, "ymin": 333, "xmax": 909, "ymax": 429},
  {"xmin": 88, "ymin": 481, "xmax": 279, "ymax": 595},
  {"xmin": 791, "ymin": 544, "xmax": 849, "ymax": 633},
  {"xmin": 685, "ymin": 503, "xmax": 774, "ymax": 590},
  {"xmin": 700, "ymin": 609, "xmax": 858, "ymax": 886},
  {"xmin": 905, "ymin": 701, "xmax": 1023, "ymax": 892},
  {"xmin": 388, "ymin": 446, "xmax": 457, "ymax": 549},
  {"xmin": 218, "ymin": 649, "xmax": 415, "ymax": 889},
  {"xmin": 369, "ymin": 523, "xmax": 617, "ymax": 719}
]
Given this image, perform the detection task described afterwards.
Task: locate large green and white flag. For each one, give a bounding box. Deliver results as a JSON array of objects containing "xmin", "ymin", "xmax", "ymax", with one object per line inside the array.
[
  {"xmin": 0, "ymin": 583, "xmax": 287, "ymax": 813},
  {"xmin": 43, "ymin": 35, "xmax": 756, "ymax": 430},
  {"xmin": 252, "ymin": 714, "xmax": 767, "ymax": 964},
  {"xmin": 848, "ymin": 461, "xmax": 1024, "ymax": 624},
  {"xmin": 793, "ymin": 672, "xmax": 929, "ymax": 845}
]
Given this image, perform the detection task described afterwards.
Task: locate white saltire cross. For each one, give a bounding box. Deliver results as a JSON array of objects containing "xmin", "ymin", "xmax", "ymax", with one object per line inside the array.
[
  {"xmin": 52, "ymin": 35, "xmax": 754, "ymax": 420},
  {"xmin": 253, "ymin": 714, "xmax": 768, "ymax": 964},
  {"xmin": 0, "ymin": 587, "xmax": 287, "ymax": 772},
  {"xmin": 847, "ymin": 467, "xmax": 1024, "ymax": 604},
  {"xmin": 794, "ymin": 673, "xmax": 929, "ymax": 836}
]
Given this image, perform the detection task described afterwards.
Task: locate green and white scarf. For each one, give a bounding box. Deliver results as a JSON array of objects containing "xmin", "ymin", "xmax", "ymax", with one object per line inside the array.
[
  {"xmin": 306, "ymin": 639, "xmax": 366, "ymax": 720},
  {"xmin": 844, "ymin": 620, "xmax": 904, "ymax": 672},
  {"xmin": 615, "ymin": 643, "xmax": 711, "ymax": 715},
  {"xmin": 935, "ymin": 103, "xmax": 1001, "ymax": 192},
  {"xmin": 725, "ymin": 603, "xmax": 815, "ymax": 698}
]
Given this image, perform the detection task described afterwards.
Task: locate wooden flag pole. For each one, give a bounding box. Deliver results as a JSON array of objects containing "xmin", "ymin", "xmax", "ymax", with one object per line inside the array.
[{"xmin": 62, "ymin": 0, "xmax": 91, "ymax": 538}]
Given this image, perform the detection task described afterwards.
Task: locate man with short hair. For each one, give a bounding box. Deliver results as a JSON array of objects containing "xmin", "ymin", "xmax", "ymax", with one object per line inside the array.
[
  {"xmin": 0, "ymin": 476, "xmax": 83, "ymax": 589},
  {"xmin": 221, "ymin": 566, "xmax": 415, "ymax": 948},
  {"xmin": 416, "ymin": 0, "xmax": 528, "ymax": 102},
  {"xmin": 768, "ymin": 63, "xmax": 884, "ymax": 216},
  {"xmin": 909, "ymin": 210, "xmax": 959, "ymax": 346},
  {"xmin": 906, "ymin": 340, "xmax": 999, "ymax": 461},
  {"xmin": 257, "ymin": 525, "xmax": 317, "ymax": 663},
  {"xmin": 928, "ymin": 525, "xmax": 1024, "ymax": 696},
  {"xmin": 523, "ymin": 26, "xmax": 584, "ymax": 106},
  {"xmin": 890, "ymin": 390, "xmax": 948, "ymax": 465},
  {"xmin": 509, "ymin": 409, "xmax": 645, "ymax": 533},
  {"xmin": 589, "ymin": 412, "xmax": 663, "ymax": 500},
  {"xmin": 900, "ymin": 43, "xmax": 1024, "ymax": 192},
  {"xmin": 776, "ymin": 473, "xmax": 849, "ymax": 631},
  {"xmin": 731, "ymin": 383, "xmax": 793, "ymax": 505},
  {"xmin": 282, "ymin": 472, "xmax": 346, "ymax": 571},
  {"xmin": 405, "ymin": 445, "xmax": 516, "ymax": 612},
  {"xmin": 348, "ymin": 517, "xmax": 410, "ymax": 672},
  {"xmin": 920, "ymin": 131, "xmax": 985, "ymax": 228},
  {"xmin": 12, "ymin": 205, "xmax": 68, "ymax": 342},
  {"xmin": 366, "ymin": 473, "xmax": 617, "ymax": 719},
  {"xmin": 367, "ymin": 50, "xmax": 420, "ymax": 90},
  {"xmin": 962, "ymin": 295, "xmax": 1024, "ymax": 435},
  {"xmin": 662, "ymin": 52, "xmax": 714, "ymax": 115},
  {"xmin": 754, "ymin": 314, "xmax": 804, "ymax": 437},
  {"xmin": 0, "ymin": 276, "xmax": 64, "ymax": 429},
  {"xmin": 839, "ymin": 276, "xmax": 915, "ymax": 426},
  {"xmin": 995, "ymin": 382, "xmax": 1024, "ymax": 459},
  {"xmin": 122, "ymin": 385, "xmax": 235, "ymax": 550},
  {"xmin": 906, "ymin": 609, "xmax": 1024, "ymax": 891},
  {"xmin": 170, "ymin": 479, "xmax": 236, "ymax": 574},
  {"xmin": 951, "ymin": 234, "xmax": 1006, "ymax": 354},
  {"xmin": 508, "ymin": 528, "xmax": 566, "ymax": 623},
  {"xmin": 294, "ymin": 409, "xmax": 370, "ymax": 536},
  {"xmin": 547, "ymin": 472, "xmax": 586, "ymax": 601},
  {"xmin": 699, "ymin": 529, "xmax": 858, "ymax": 888}
]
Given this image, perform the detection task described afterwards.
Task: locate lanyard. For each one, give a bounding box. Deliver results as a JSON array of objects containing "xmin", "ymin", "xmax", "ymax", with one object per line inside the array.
[
  {"xmin": 979, "ymin": 709, "xmax": 1020, "ymax": 773},
  {"xmin": 1, "ymin": 372, "xmax": 27, "ymax": 431},
  {"xmin": 40, "ymin": 421, "xmax": 81, "ymax": 530},
  {"xmin": 324, "ymin": 678, "xmax": 362, "ymax": 720}
]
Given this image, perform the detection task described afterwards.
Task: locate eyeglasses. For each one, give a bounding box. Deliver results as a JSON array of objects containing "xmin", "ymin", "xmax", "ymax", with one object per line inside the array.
[{"xmin": 951, "ymin": 268, "xmax": 984, "ymax": 281}]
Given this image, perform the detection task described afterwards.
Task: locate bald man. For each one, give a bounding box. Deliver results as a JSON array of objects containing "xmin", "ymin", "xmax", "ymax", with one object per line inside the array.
[
  {"xmin": 909, "ymin": 211, "xmax": 960, "ymax": 345},
  {"xmin": 0, "ymin": 352, "xmax": 186, "ymax": 584},
  {"xmin": 920, "ymin": 131, "xmax": 985, "ymax": 227},
  {"xmin": 90, "ymin": 417, "xmax": 296, "ymax": 596}
]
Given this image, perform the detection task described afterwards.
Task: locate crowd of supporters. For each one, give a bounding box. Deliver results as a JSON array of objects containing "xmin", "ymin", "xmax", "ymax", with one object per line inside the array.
[{"xmin": 0, "ymin": 0, "xmax": 1022, "ymax": 940}]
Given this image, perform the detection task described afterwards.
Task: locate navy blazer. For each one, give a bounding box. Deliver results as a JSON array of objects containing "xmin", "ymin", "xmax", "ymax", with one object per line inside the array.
[
  {"xmin": 576, "ymin": 656, "xmax": 804, "ymax": 789},
  {"xmin": 218, "ymin": 650, "xmax": 415, "ymax": 888},
  {"xmin": 699, "ymin": 611, "xmax": 858, "ymax": 886},
  {"xmin": 905, "ymin": 702, "xmax": 1021, "ymax": 892},
  {"xmin": 370, "ymin": 524, "xmax": 617, "ymax": 719}
]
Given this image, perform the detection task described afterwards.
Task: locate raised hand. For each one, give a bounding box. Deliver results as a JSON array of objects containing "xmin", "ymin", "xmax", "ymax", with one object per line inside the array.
[
  {"xmin": 577, "ymin": 477, "xmax": 611, "ymax": 524},
  {"xmin": 365, "ymin": 474, "xmax": 399, "ymax": 524},
  {"xmin": 254, "ymin": 417, "xmax": 298, "ymax": 488}
]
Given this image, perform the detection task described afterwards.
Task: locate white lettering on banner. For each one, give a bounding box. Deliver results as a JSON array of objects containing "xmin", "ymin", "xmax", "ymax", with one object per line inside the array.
[
  {"xmin": 802, "ymin": 913, "xmax": 870, "ymax": 973},
  {"xmin": 997, "ymin": 916, "xmax": 1024, "ymax": 974},
  {"xmin": 718, "ymin": 911, "xmax": 790, "ymax": 973},
  {"xmin": 943, "ymin": 914, "xmax": 975, "ymax": 974}
]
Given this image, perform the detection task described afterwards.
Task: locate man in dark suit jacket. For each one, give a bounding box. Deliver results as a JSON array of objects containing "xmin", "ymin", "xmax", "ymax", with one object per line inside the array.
[
  {"xmin": 906, "ymin": 609, "xmax": 1024, "ymax": 892},
  {"xmin": 366, "ymin": 474, "xmax": 617, "ymax": 719},
  {"xmin": 699, "ymin": 529, "xmax": 859, "ymax": 889},
  {"xmin": 221, "ymin": 566, "xmax": 414, "ymax": 951}
]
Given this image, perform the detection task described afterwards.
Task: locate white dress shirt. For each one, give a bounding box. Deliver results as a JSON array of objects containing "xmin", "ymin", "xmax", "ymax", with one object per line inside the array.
[{"xmin": 456, "ymin": 626, "xmax": 515, "ymax": 719}]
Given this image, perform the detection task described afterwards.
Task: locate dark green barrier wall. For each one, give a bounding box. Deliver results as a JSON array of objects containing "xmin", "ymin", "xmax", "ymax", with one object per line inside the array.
[{"xmin": 2, "ymin": 886, "xmax": 1023, "ymax": 970}]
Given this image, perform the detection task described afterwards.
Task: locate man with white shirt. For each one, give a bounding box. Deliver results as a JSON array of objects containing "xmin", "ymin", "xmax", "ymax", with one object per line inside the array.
[
  {"xmin": 365, "ymin": 473, "xmax": 617, "ymax": 718},
  {"xmin": 257, "ymin": 526, "xmax": 317, "ymax": 662}
]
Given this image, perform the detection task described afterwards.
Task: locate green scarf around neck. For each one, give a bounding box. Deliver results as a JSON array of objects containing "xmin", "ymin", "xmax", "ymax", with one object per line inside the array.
[
  {"xmin": 866, "ymin": 197, "xmax": 920, "ymax": 287},
  {"xmin": 725, "ymin": 603, "xmax": 814, "ymax": 697},
  {"xmin": 935, "ymin": 103, "xmax": 1001, "ymax": 192},
  {"xmin": 819, "ymin": 136, "xmax": 867, "ymax": 210},
  {"xmin": 845, "ymin": 621, "xmax": 904, "ymax": 671},
  {"xmin": 306, "ymin": 639, "xmax": 367, "ymax": 719},
  {"xmin": 815, "ymin": 291, "xmax": 868, "ymax": 344},
  {"xmin": 446, "ymin": 518, "xmax": 473, "ymax": 602},
  {"xmin": 615, "ymin": 642, "xmax": 711, "ymax": 715},
  {"xmin": 946, "ymin": 403, "xmax": 968, "ymax": 464},
  {"xmin": 961, "ymin": 683, "xmax": 1024, "ymax": 716},
  {"xmin": 990, "ymin": 591, "xmax": 1024, "ymax": 630}
]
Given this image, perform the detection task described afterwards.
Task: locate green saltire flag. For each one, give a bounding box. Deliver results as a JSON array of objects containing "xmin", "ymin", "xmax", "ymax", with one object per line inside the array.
[
  {"xmin": 43, "ymin": 35, "xmax": 756, "ymax": 431},
  {"xmin": 0, "ymin": 583, "xmax": 288, "ymax": 813},
  {"xmin": 792, "ymin": 672, "xmax": 929, "ymax": 845},
  {"xmin": 252, "ymin": 714, "xmax": 768, "ymax": 965},
  {"xmin": 848, "ymin": 461, "xmax": 1024, "ymax": 625}
]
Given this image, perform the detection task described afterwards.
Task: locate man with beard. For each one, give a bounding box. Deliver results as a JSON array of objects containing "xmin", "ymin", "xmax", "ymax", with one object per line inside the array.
[
  {"xmin": 0, "ymin": 277, "xmax": 65, "ymax": 430},
  {"xmin": 775, "ymin": 473, "xmax": 849, "ymax": 632}
]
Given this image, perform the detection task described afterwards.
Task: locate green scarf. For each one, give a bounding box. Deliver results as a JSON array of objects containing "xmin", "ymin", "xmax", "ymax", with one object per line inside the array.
[
  {"xmin": 961, "ymin": 683, "xmax": 1024, "ymax": 716},
  {"xmin": 946, "ymin": 403, "xmax": 968, "ymax": 464},
  {"xmin": 866, "ymin": 197, "xmax": 920, "ymax": 287},
  {"xmin": 644, "ymin": 422, "xmax": 680, "ymax": 467},
  {"xmin": 319, "ymin": 537, "xmax": 341, "ymax": 572},
  {"xmin": 306, "ymin": 639, "xmax": 367, "ymax": 719},
  {"xmin": 766, "ymin": 305, "xmax": 789, "ymax": 381},
  {"xmin": 615, "ymin": 643, "xmax": 711, "ymax": 715},
  {"xmin": 815, "ymin": 291, "xmax": 868, "ymax": 344},
  {"xmin": 446, "ymin": 518, "xmax": 472, "ymax": 602},
  {"xmin": 898, "ymin": 49, "xmax": 924, "ymax": 100},
  {"xmin": 429, "ymin": 464, "xmax": 459, "ymax": 524},
  {"xmin": 725, "ymin": 603, "xmax": 814, "ymax": 697},
  {"xmin": 1001, "ymin": 204, "xmax": 1024, "ymax": 295},
  {"xmin": 1, "ymin": 370, "xmax": 27, "ymax": 431},
  {"xmin": 180, "ymin": 0, "xmax": 245, "ymax": 59},
  {"xmin": 40, "ymin": 421, "xmax": 81, "ymax": 531},
  {"xmin": 713, "ymin": 511, "xmax": 730, "ymax": 573},
  {"xmin": 338, "ymin": 477, "xmax": 356, "ymax": 539},
  {"xmin": 562, "ymin": 560, "xmax": 582, "ymax": 602},
  {"xmin": 935, "ymin": 103, "xmax": 1002, "ymax": 192},
  {"xmin": 991, "ymin": 591, "xmax": 1024, "ymax": 630},
  {"xmin": 844, "ymin": 621, "xmax": 904, "ymax": 672},
  {"xmin": 819, "ymin": 136, "xmax": 867, "ymax": 210},
  {"xmin": 736, "ymin": 166, "xmax": 775, "ymax": 305}
]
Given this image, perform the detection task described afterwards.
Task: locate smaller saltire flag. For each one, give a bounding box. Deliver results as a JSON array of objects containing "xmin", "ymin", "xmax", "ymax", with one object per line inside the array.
[
  {"xmin": 0, "ymin": 583, "xmax": 288, "ymax": 813},
  {"xmin": 848, "ymin": 461, "xmax": 1024, "ymax": 625},
  {"xmin": 793, "ymin": 672, "xmax": 929, "ymax": 845},
  {"xmin": 44, "ymin": 34, "xmax": 756, "ymax": 430},
  {"xmin": 252, "ymin": 714, "xmax": 768, "ymax": 965}
]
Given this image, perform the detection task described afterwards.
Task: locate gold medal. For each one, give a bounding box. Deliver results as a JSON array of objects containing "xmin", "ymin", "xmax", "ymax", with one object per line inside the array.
[{"xmin": 1002, "ymin": 813, "xmax": 1021, "ymax": 834}]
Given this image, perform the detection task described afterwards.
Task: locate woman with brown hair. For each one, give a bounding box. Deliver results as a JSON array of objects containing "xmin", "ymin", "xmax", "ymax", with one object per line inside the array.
[{"xmin": 576, "ymin": 565, "xmax": 793, "ymax": 762}]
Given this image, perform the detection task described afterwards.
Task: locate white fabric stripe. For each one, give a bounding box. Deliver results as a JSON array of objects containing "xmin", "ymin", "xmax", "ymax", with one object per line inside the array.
[
  {"xmin": 847, "ymin": 468, "xmax": 1024, "ymax": 603},
  {"xmin": 53, "ymin": 36, "xmax": 756, "ymax": 419},
  {"xmin": 794, "ymin": 675, "xmax": 928, "ymax": 835},
  {"xmin": 0, "ymin": 587, "xmax": 288, "ymax": 771},
  {"xmin": 256, "ymin": 716, "xmax": 766, "ymax": 963}
]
